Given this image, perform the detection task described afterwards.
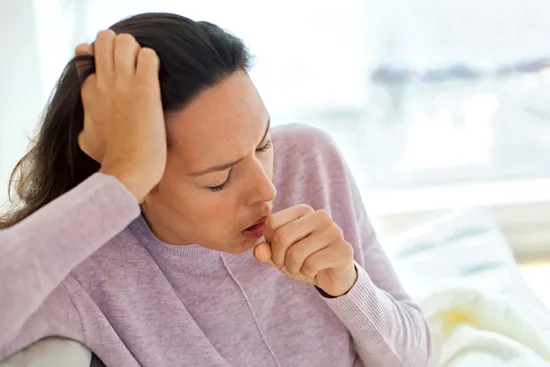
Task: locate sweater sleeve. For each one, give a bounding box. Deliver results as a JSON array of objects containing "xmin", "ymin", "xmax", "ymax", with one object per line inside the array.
[
  {"xmin": 272, "ymin": 125, "xmax": 433, "ymax": 367},
  {"xmin": 320, "ymin": 136, "xmax": 432, "ymax": 366},
  {"xmin": 323, "ymin": 262, "xmax": 433, "ymax": 367},
  {"xmin": 0, "ymin": 173, "xmax": 140, "ymax": 360}
]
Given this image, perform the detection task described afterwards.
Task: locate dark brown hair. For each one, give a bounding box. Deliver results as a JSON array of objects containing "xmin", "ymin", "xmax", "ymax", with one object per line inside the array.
[{"xmin": 0, "ymin": 12, "xmax": 251, "ymax": 228}]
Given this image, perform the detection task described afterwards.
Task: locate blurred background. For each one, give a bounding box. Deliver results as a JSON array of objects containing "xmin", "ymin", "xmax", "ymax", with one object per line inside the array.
[{"xmin": 1, "ymin": 1, "xmax": 550, "ymax": 308}]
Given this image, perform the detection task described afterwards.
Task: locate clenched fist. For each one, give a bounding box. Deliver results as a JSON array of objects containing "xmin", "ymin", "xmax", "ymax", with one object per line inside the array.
[{"xmin": 254, "ymin": 205, "xmax": 358, "ymax": 297}]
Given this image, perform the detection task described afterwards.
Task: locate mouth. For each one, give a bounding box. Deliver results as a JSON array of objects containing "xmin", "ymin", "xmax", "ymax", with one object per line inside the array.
[{"xmin": 242, "ymin": 217, "xmax": 267, "ymax": 239}]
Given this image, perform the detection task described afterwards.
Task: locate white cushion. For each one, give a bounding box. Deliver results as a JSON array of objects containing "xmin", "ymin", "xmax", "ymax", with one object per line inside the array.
[{"xmin": 0, "ymin": 337, "xmax": 91, "ymax": 367}]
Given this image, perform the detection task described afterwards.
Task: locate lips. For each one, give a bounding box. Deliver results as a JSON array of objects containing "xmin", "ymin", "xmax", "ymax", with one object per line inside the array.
[{"xmin": 242, "ymin": 218, "xmax": 266, "ymax": 238}]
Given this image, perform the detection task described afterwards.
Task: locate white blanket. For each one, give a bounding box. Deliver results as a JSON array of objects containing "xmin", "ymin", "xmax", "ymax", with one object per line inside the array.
[{"xmin": 420, "ymin": 287, "xmax": 550, "ymax": 366}]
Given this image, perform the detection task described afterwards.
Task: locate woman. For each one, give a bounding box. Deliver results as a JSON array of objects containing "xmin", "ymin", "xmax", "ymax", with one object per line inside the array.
[{"xmin": 0, "ymin": 12, "xmax": 432, "ymax": 367}]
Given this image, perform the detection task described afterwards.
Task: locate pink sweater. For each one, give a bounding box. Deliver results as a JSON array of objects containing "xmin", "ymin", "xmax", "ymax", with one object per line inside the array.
[{"xmin": 0, "ymin": 125, "xmax": 432, "ymax": 366}]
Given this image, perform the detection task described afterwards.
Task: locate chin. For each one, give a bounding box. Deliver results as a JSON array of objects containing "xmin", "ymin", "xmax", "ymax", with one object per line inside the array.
[{"xmin": 223, "ymin": 238, "xmax": 257, "ymax": 254}]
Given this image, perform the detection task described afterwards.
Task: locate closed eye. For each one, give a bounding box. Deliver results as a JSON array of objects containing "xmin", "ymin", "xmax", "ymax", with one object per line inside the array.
[
  {"xmin": 256, "ymin": 139, "xmax": 272, "ymax": 153},
  {"xmin": 208, "ymin": 139, "xmax": 271, "ymax": 192},
  {"xmin": 207, "ymin": 168, "xmax": 233, "ymax": 192}
]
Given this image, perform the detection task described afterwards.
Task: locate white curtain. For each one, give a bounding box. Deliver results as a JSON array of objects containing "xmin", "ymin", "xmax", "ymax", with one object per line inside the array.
[
  {"xmin": 0, "ymin": 0, "xmax": 43, "ymax": 203},
  {"xmin": 42, "ymin": 0, "xmax": 369, "ymax": 124},
  {"xmin": 3, "ymin": 0, "xmax": 550, "ymax": 207}
]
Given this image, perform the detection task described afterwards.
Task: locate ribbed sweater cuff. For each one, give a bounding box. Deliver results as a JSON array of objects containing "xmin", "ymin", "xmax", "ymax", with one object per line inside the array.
[{"xmin": 321, "ymin": 262, "xmax": 393, "ymax": 342}]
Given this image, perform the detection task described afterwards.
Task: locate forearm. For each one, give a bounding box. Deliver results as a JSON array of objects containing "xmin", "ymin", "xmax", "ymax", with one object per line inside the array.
[
  {"xmin": 322, "ymin": 265, "xmax": 433, "ymax": 367},
  {"xmin": 0, "ymin": 173, "xmax": 139, "ymax": 344}
]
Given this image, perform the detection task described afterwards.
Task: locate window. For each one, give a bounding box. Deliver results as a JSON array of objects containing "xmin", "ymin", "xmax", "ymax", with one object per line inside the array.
[{"xmin": 33, "ymin": 0, "xmax": 550, "ymax": 215}]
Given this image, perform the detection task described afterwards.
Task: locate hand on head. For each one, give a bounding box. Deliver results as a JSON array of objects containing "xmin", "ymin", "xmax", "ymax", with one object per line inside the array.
[{"xmin": 75, "ymin": 30, "xmax": 166, "ymax": 203}]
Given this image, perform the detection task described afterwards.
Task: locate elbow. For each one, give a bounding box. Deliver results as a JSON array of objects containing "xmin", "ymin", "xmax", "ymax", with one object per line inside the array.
[
  {"xmin": 402, "ymin": 307, "xmax": 434, "ymax": 367},
  {"xmin": 400, "ymin": 338, "xmax": 434, "ymax": 367},
  {"xmin": 411, "ymin": 318, "xmax": 435, "ymax": 367},
  {"xmin": 423, "ymin": 325, "xmax": 435, "ymax": 367}
]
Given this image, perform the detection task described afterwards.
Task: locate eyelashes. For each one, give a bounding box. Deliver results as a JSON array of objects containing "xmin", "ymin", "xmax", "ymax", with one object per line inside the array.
[
  {"xmin": 256, "ymin": 139, "xmax": 272, "ymax": 153},
  {"xmin": 208, "ymin": 168, "xmax": 233, "ymax": 192},
  {"xmin": 207, "ymin": 139, "xmax": 273, "ymax": 192}
]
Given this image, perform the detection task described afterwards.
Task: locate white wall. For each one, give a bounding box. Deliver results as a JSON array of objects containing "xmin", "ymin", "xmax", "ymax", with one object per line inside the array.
[{"xmin": 0, "ymin": 0, "xmax": 44, "ymax": 204}]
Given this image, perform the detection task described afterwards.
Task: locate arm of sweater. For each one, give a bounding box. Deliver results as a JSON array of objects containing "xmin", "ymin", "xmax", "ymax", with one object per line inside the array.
[
  {"xmin": 323, "ymin": 261, "xmax": 432, "ymax": 367},
  {"xmin": 271, "ymin": 125, "xmax": 432, "ymax": 367},
  {"xmin": 314, "ymin": 141, "xmax": 432, "ymax": 366},
  {"xmin": 0, "ymin": 173, "xmax": 140, "ymax": 355}
]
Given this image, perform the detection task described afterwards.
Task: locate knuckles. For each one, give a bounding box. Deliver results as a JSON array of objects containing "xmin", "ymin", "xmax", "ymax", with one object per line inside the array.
[
  {"xmin": 271, "ymin": 226, "xmax": 290, "ymax": 250},
  {"xmin": 296, "ymin": 204, "xmax": 314, "ymax": 216},
  {"xmin": 264, "ymin": 215, "xmax": 275, "ymax": 233},
  {"xmin": 313, "ymin": 209, "xmax": 332, "ymax": 226},
  {"xmin": 139, "ymin": 47, "xmax": 158, "ymax": 60},
  {"xmin": 114, "ymin": 33, "xmax": 138, "ymax": 47},
  {"xmin": 96, "ymin": 29, "xmax": 116, "ymax": 41},
  {"xmin": 285, "ymin": 245, "xmax": 304, "ymax": 265},
  {"xmin": 301, "ymin": 258, "xmax": 318, "ymax": 276}
]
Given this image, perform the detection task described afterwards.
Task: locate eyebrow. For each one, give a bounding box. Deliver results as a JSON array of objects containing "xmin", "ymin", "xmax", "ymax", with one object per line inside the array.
[{"xmin": 188, "ymin": 117, "xmax": 271, "ymax": 177}]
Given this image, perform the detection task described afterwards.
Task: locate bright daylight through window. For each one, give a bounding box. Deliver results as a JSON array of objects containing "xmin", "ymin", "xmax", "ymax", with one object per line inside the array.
[{"xmin": 33, "ymin": 0, "xmax": 550, "ymax": 214}]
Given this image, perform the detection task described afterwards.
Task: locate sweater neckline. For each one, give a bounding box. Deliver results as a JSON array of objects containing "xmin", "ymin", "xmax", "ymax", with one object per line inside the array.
[{"xmin": 128, "ymin": 215, "xmax": 223, "ymax": 260}]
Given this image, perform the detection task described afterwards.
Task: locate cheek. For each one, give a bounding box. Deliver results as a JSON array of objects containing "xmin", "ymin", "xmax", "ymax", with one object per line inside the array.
[
  {"xmin": 154, "ymin": 181, "xmax": 238, "ymax": 233},
  {"xmin": 158, "ymin": 165, "xmax": 235, "ymax": 212},
  {"xmin": 200, "ymin": 198, "xmax": 236, "ymax": 222},
  {"xmin": 149, "ymin": 163, "xmax": 196, "ymax": 216},
  {"xmin": 260, "ymin": 150, "xmax": 275, "ymax": 180}
]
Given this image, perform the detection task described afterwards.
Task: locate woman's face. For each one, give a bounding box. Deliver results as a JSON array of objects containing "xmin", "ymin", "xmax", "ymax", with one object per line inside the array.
[{"xmin": 141, "ymin": 71, "xmax": 276, "ymax": 253}]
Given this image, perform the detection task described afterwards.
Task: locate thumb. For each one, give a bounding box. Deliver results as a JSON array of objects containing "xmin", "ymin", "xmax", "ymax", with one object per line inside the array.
[{"xmin": 254, "ymin": 242, "xmax": 274, "ymax": 265}]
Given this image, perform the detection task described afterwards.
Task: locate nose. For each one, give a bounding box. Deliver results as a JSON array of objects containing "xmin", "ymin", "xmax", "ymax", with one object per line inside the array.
[{"xmin": 245, "ymin": 160, "xmax": 277, "ymax": 206}]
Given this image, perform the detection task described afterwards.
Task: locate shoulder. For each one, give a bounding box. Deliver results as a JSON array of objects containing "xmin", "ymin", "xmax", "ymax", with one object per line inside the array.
[
  {"xmin": 271, "ymin": 123, "xmax": 339, "ymax": 158},
  {"xmin": 271, "ymin": 124, "xmax": 349, "ymax": 210},
  {"xmin": 271, "ymin": 124, "xmax": 345, "ymax": 179},
  {"xmin": 69, "ymin": 227, "xmax": 151, "ymax": 296}
]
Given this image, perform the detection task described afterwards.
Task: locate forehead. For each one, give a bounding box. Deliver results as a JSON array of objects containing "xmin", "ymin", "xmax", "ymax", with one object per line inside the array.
[{"xmin": 165, "ymin": 71, "xmax": 268, "ymax": 172}]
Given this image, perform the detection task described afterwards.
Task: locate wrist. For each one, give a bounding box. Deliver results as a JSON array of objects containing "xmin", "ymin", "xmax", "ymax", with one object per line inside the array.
[
  {"xmin": 100, "ymin": 167, "xmax": 151, "ymax": 203},
  {"xmin": 319, "ymin": 264, "xmax": 358, "ymax": 298}
]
